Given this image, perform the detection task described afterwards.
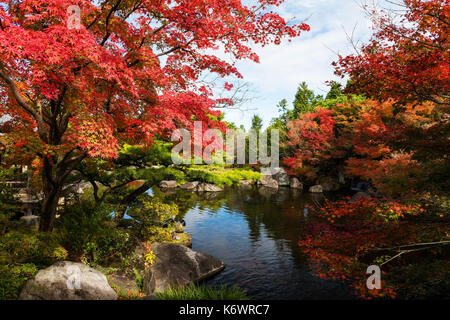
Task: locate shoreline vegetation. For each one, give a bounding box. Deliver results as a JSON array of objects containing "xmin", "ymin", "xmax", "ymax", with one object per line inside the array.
[{"xmin": 1, "ymin": 160, "xmax": 448, "ymax": 300}]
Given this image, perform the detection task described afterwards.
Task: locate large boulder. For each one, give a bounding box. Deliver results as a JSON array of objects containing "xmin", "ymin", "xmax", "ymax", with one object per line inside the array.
[
  {"xmin": 143, "ymin": 243, "xmax": 225, "ymax": 294},
  {"xmin": 257, "ymin": 175, "xmax": 278, "ymax": 189},
  {"xmin": 309, "ymin": 185, "xmax": 323, "ymax": 193},
  {"xmin": 19, "ymin": 261, "xmax": 117, "ymax": 300},
  {"xmin": 273, "ymin": 169, "xmax": 290, "ymax": 186},
  {"xmin": 239, "ymin": 180, "xmax": 254, "ymax": 190},
  {"xmin": 159, "ymin": 180, "xmax": 177, "ymax": 189},
  {"xmin": 196, "ymin": 183, "xmax": 223, "ymax": 192},
  {"xmin": 290, "ymin": 177, "xmax": 303, "ymax": 190},
  {"xmin": 180, "ymin": 181, "xmax": 200, "ymax": 190}
]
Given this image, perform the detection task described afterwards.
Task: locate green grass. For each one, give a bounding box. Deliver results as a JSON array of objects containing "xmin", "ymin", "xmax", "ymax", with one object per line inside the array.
[{"xmin": 156, "ymin": 284, "xmax": 249, "ymax": 300}]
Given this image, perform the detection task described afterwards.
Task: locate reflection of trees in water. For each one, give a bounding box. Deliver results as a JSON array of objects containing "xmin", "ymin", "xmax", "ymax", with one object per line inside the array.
[
  {"xmin": 225, "ymin": 187, "xmax": 318, "ymax": 267},
  {"xmin": 150, "ymin": 186, "xmax": 333, "ymax": 268},
  {"xmin": 151, "ymin": 187, "xmax": 228, "ymax": 219}
]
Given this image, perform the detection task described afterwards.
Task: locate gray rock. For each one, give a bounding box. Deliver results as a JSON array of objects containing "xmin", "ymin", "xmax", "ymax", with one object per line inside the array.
[
  {"xmin": 239, "ymin": 180, "xmax": 254, "ymax": 190},
  {"xmin": 159, "ymin": 180, "xmax": 177, "ymax": 189},
  {"xmin": 262, "ymin": 167, "xmax": 283, "ymax": 176},
  {"xmin": 143, "ymin": 243, "xmax": 225, "ymax": 294},
  {"xmin": 20, "ymin": 215, "xmax": 40, "ymax": 229},
  {"xmin": 239, "ymin": 180, "xmax": 253, "ymax": 186},
  {"xmin": 257, "ymin": 175, "xmax": 278, "ymax": 189},
  {"xmin": 273, "ymin": 169, "xmax": 290, "ymax": 186},
  {"xmin": 309, "ymin": 185, "xmax": 323, "ymax": 193},
  {"xmin": 196, "ymin": 183, "xmax": 223, "ymax": 192},
  {"xmin": 19, "ymin": 261, "xmax": 117, "ymax": 300},
  {"xmin": 290, "ymin": 177, "xmax": 303, "ymax": 190},
  {"xmin": 180, "ymin": 181, "xmax": 200, "ymax": 190}
]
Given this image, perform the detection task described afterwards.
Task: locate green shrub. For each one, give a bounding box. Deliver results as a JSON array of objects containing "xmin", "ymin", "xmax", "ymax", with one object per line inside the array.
[
  {"xmin": 0, "ymin": 263, "xmax": 38, "ymax": 300},
  {"xmin": 156, "ymin": 284, "xmax": 249, "ymax": 300},
  {"xmin": 0, "ymin": 168, "xmax": 22, "ymax": 233},
  {"xmin": 126, "ymin": 194, "xmax": 179, "ymax": 241},
  {"xmin": 185, "ymin": 167, "xmax": 261, "ymax": 187},
  {"xmin": 57, "ymin": 200, "xmax": 132, "ymax": 266},
  {"xmin": 139, "ymin": 166, "xmax": 186, "ymax": 185},
  {"xmin": 0, "ymin": 230, "xmax": 67, "ymax": 267},
  {"xmin": 0, "ymin": 230, "xmax": 67, "ymax": 300}
]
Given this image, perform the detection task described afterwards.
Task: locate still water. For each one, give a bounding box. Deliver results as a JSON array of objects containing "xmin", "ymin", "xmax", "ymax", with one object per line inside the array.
[{"xmin": 152, "ymin": 186, "xmax": 355, "ymax": 300}]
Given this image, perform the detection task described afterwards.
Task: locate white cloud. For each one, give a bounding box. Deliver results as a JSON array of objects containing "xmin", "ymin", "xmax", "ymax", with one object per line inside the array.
[{"xmin": 222, "ymin": 0, "xmax": 374, "ymax": 129}]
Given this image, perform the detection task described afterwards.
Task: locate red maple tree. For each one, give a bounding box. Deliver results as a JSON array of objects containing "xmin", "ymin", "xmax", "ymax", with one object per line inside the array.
[
  {"xmin": 0, "ymin": 0, "xmax": 309, "ymax": 231},
  {"xmin": 334, "ymin": 0, "xmax": 449, "ymax": 105}
]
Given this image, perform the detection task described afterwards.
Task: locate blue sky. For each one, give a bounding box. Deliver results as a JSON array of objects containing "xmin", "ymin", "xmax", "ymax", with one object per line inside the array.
[{"xmin": 221, "ymin": 0, "xmax": 375, "ymax": 129}]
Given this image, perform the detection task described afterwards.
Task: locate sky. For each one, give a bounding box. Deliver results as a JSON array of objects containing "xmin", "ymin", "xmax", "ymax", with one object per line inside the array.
[{"xmin": 222, "ymin": 0, "xmax": 376, "ymax": 129}]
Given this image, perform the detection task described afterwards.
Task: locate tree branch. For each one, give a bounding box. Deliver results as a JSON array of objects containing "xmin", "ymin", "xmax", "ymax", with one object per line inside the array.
[{"xmin": 0, "ymin": 65, "xmax": 49, "ymax": 142}]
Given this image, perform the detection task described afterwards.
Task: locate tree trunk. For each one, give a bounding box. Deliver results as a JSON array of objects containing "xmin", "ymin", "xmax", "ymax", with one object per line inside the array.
[
  {"xmin": 38, "ymin": 153, "xmax": 86, "ymax": 232},
  {"xmin": 39, "ymin": 183, "xmax": 62, "ymax": 232},
  {"xmin": 39, "ymin": 160, "xmax": 63, "ymax": 232}
]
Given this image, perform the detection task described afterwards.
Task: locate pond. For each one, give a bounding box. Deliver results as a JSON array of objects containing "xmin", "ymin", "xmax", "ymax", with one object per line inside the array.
[{"xmin": 150, "ymin": 186, "xmax": 356, "ymax": 300}]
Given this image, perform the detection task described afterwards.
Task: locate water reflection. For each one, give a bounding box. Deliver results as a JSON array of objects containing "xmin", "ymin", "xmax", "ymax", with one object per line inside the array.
[{"xmin": 150, "ymin": 186, "xmax": 354, "ymax": 300}]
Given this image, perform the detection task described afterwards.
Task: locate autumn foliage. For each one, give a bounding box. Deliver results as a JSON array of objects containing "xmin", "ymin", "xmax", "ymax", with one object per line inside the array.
[
  {"xmin": 284, "ymin": 99, "xmax": 449, "ymax": 195},
  {"xmin": 283, "ymin": 108, "xmax": 336, "ymax": 180},
  {"xmin": 334, "ymin": 0, "xmax": 449, "ymax": 105},
  {"xmin": 0, "ymin": 0, "xmax": 308, "ymax": 231},
  {"xmin": 287, "ymin": 0, "xmax": 450, "ymax": 300},
  {"xmin": 299, "ymin": 197, "xmax": 448, "ymax": 299}
]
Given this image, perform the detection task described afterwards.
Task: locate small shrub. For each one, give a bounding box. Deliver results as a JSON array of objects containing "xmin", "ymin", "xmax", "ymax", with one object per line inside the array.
[
  {"xmin": 0, "ymin": 263, "xmax": 38, "ymax": 300},
  {"xmin": 127, "ymin": 195, "xmax": 179, "ymax": 241},
  {"xmin": 57, "ymin": 200, "xmax": 132, "ymax": 266},
  {"xmin": 0, "ymin": 230, "xmax": 67, "ymax": 300},
  {"xmin": 110, "ymin": 283, "xmax": 146, "ymax": 300},
  {"xmin": 0, "ymin": 230, "xmax": 68, "ymax": 267}
]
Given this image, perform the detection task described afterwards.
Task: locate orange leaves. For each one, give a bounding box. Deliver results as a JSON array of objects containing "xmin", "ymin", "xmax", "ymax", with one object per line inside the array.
[
  {"xmin": 283, "ymin": 97, "xmax": 447, "ymax": 196},
  {"xmin": 66, "ymin": 116, "xmax": 119, "ymax": 159},
  {"xmin": 283, "ymin": 109, "xmax": 336, "ymax": 180}
]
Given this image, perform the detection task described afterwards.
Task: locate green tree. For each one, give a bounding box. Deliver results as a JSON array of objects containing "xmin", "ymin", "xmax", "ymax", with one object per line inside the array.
[
  {"xmin": 251, "ymin": 114, "xmax": 264, "ymax": 132},
  {"xmin": 325, "ymin": 81, "xmax": 343, "ymax": 100},
  {"xmin": 292, "ymin": 82, "xmax": 323, "ymax": 117}
]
